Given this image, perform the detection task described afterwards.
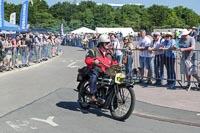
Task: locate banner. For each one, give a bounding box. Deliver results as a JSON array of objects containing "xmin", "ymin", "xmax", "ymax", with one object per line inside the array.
[
  {"xmin": 10, "ymin": 12, "xmax": 16, "ymax": 25},
  {"xmin": 0, "ymin": 0, "xmax": 4, "ymax": 29},
  {"xmin": 20, "ymin": 0, "xmax": 29, "ymax": 31}
]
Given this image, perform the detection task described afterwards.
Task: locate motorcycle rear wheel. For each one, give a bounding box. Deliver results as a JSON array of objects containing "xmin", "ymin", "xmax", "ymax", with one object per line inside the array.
[
  {"xmin": 110, "ymin": 86, "xmax": 135, "ymax": 121},
  {"xmin": 78, "ymin": 81, "xmax": 90, "ymax": 109}
]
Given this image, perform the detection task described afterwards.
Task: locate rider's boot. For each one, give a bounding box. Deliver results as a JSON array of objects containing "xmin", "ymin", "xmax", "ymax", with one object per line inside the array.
[
  {"xmin": 90, "ymin": 95, "xmax": 97, "ymax": 103},
  {"xmin": 97, "ymin": 98, "xmax": 105, "ymax": 105}
]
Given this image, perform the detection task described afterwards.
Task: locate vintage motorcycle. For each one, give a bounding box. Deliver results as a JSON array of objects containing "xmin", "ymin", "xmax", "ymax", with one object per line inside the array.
[{"xmin": 75, "ymin": 64, "xmax": 135, "ymax": 121}]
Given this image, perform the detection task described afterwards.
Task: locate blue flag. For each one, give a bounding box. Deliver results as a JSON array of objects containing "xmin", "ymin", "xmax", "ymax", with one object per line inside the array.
[
  {"xmin": 20, "ymin": 0, "xmax": 29, "ymax": 31},
  {"xmin": 0, "ymin": 0, "xmax": 4, "ymax": 29}
]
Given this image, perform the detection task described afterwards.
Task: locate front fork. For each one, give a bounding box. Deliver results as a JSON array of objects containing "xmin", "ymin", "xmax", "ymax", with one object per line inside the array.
[{"xmin": 103, "ymin": 84, "xmax": 118, "ymax": 109}]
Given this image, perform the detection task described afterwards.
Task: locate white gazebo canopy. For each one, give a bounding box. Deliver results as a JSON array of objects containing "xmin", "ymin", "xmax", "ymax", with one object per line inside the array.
[
  {"xmin": 95, "ymin": 27, "xmax": 134, "ymax": 37},
  {"xmin": 71, "ymin": 27, "xmax": 96, "ymax": 34}
]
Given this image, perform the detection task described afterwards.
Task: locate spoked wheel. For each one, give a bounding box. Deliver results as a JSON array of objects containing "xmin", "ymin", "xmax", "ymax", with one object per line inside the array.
[
  {"xmin": 110, "ymin": 86, "xmax": 135, "ymax": 121},
  {"xmin": 78, "ymin": 81, "xmax": 91, "ymax": 109}
]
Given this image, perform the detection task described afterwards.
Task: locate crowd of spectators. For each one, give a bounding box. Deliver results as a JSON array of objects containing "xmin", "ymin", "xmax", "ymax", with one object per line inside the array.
[
  {"xmin": 65, "ymin": 26, "xmax": 199, "ymax": 90},
  {"xmin": 3, "ymin": 27, "xmax": 198, "ymax": 90},
  {"xmin": 0, "ymin": 32, "xmax": 62, "ymax": 72}
]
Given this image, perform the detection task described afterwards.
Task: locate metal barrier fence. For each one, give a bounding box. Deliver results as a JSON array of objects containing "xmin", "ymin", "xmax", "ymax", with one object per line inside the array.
[
  {"xmin": 131, "ymin": 49, "xmax": 200, "ymax": 90},
  {"xmin": 0, "ymin": 44, "xmax": 62, "ymax": 72}
]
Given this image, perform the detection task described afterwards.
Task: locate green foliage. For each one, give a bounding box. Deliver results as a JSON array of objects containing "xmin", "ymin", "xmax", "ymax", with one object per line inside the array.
[
  {"xmin": 3, "ymin": 1, "xmax": 200, "ymax": 33},
  {"xmin": 4, "ymin": 2, "xmax": 16, "ymax": 21},
  {"xmin": 173, "ymin": 6, "xmax": 200, "ymax": 28}
]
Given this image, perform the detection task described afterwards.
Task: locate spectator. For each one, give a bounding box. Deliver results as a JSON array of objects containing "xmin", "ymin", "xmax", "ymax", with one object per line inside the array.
[
  {"xmin": 4, "ymin": 36, "xmax": 13, "ymax": 70},
  {"xmin": 123, "ymin": 37, "xmax": 134, "ymax": 82},
  {"xmin": 179, "ymin": 30, "xmax": 200, "ymax": 89},
  {"xmin": 175, "ymin": 30, "xmax": 180, "ymax": 40},
  {"xmin": 189, "ymin": 26, "xmax": 198, "ymax": 42},
  {"xmin": 33, "ymin": 33, "xmax": 41, "ymax": 63},
  {"xmin": 160, "ymin": 32, "xmax": 177, "ymax": 89},
  {"xmin": 152, "ymin": 32, "xmax": 165, "ymax": 85},
  {"xmin": 110, "ymin": 33, "xmax": 123, "ymax": 65},
  {"xmin": 0, "ymin": 34, "xmax": 6, "ymax": 72},
  {"xmin": 82, "ymin": 35, "xmax": 88, "ymax": 50},
  {"xmin": 12, "ymin": 35, "xmax": 21, "ymax": 68},
  {"xmin": 136, "ymin": 30, "xmax": 152, "ymax": 84},
  {"xmin": 28, "ymin": 34, "xmax": 35, "ymax": 63},
  {"xmin": 20, "ymin": 37, "xmax": 28, "ymax": 67},
  {"xmin": 55, "ymin": 34, "xmax": 62, "ymax": 55},
  {"xmin": 42, "ymin": 34, "xmax": 49, "ymax": 61}
]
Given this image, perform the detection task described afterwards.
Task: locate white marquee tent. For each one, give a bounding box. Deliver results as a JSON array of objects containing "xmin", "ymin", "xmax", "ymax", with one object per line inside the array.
[
  {"xmin": 71, "ymin": 27, "xmax": 96, "ymax": 34},
  {"xmin": 95, "ymin": 27, "xmax": 134, "ymax": 37}
]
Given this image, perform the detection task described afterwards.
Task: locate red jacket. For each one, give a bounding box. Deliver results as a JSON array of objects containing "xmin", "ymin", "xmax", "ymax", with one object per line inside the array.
[{"xmin": 85, "ymin": 47, "xmax": 118, "ymax": 72}]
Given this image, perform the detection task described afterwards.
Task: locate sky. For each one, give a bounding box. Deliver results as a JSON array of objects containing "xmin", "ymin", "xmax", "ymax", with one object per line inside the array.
[{"xmin": 5, "ymin": 0, "xmax": 200, "ymax": 15}]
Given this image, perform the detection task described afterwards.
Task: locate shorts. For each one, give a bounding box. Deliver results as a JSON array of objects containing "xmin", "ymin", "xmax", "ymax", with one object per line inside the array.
[
  {"xmin": 6, "ymin": 54, "xmax": 12, "ymax": 61},
  {"xmin": 180, "ymin": 58, "xmax": 197, "ymax": 75}
]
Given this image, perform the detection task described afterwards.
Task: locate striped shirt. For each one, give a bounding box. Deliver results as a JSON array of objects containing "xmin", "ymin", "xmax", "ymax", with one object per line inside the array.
[{"xmin": 152, "ymin": 38, "xmax": 164, "ymax": 55}]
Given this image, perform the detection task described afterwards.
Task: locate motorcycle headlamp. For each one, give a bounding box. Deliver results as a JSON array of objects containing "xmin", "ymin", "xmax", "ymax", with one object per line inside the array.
[{"xmin": 115, "ymin": 73, "xmax": 125, "ymax": 84}]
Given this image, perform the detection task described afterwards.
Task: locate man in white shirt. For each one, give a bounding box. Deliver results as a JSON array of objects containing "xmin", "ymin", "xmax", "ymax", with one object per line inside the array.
[
  {"xmin": 136, "ymin": 30, "xmax": 152, "ymax": 84},
  {"xmin": 110, "ymin": 34, "xmax": 123, "ymax": 65}
]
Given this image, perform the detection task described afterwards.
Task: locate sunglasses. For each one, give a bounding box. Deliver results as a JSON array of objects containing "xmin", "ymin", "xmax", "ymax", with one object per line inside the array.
[{"xmin": 105, "ymin": 42, "xmax": 110, "ymax": 45}]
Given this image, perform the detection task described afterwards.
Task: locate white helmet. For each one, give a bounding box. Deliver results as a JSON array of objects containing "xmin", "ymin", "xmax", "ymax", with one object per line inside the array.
[{"xmin": 98, "ymin": 34, "xmax": 110, "ymax": 43}]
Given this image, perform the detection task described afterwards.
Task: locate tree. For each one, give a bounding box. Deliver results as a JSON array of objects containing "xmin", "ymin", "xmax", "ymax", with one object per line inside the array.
[
  {"xmin": 93, "ymin": 4, "xmax": 114, "ymax": 27},
  {"xmin": 173, "ymin": 6, "xmax": 200, "ymax": 28},
  {"xmin": 148, "ymin": 5, "xmax": 171, "ymax": 28},
  {"xmin": 49, "ymin": 2, "xmax": 72, "ymax": 22},
  {"xmin": 3, "ymin": 1, "xmax": 200, "ymax": 33},
  {"xmin": 163, "ymin": 10, "xmax": 185, "ymax": 28}
]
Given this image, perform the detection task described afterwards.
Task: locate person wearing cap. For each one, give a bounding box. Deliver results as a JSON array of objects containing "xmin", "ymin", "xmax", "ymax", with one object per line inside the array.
[
  {"xmin": 178, "ymin": 30, "xmax": 200, "ymax": 90},
  {"xmin": 152, "ymin": 32, "xmax": 165, "ymax": 85},
  {"xmin": 189, "ymin": 26, "xmax": 198, "ymax": 42},
  {"xmin": 85, "ymin": 34, "xmax": 118, "ymax": 102},
  {"xmin": 160, "ymin": 32, "xmax": 177, "ymax": 89},
  {"xmin": 136, "ymin": 30, "xmax": 152, "ymax": 84}
]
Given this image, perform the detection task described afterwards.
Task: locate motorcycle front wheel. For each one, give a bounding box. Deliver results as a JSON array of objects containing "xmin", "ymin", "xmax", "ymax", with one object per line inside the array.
[{"xmin": 110, "ymin": 86, "xmax": 135, "ymax": 121}]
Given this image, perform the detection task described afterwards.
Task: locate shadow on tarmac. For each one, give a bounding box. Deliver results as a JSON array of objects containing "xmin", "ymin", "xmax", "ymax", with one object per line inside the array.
[
  {"xmin": 56, "ymin": 101, "xmax": 113, "ymax": 119},
  {"xmin": 134, "ymin": 82, "xmax": 195, "ymax": 91},
  {"xmin": 76, "ymin": 49, "xmax": 87, "ymax": 52}
]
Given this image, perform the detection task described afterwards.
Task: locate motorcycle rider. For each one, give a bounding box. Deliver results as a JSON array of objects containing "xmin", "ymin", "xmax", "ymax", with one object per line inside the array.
[{"xmin": 85, "ymin": 34, "xmax": 118, "ymax": 102}]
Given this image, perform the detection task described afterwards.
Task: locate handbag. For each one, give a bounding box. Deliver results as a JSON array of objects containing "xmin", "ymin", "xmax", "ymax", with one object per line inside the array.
[{"xmin": 122, "ymin": 55, "xmax": 128, "ymax": 64}]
